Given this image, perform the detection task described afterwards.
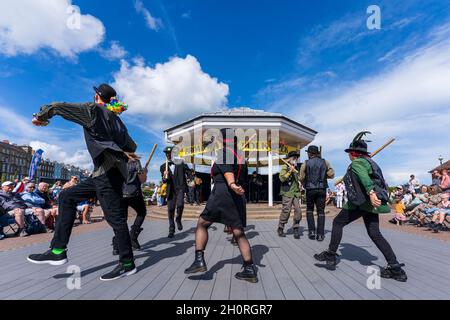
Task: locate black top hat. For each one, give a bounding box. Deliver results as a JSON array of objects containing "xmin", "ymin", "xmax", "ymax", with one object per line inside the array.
[
  {"xmin": 93, "ymin": 84, "xmax": 117, "ymax": 103},
  {"xmin": 306, "ymin": 145, "xmax": 320, "ymax": 154},
  {"xmin": 344, "ymin": 131, "xmax": 371, "ymax": 155},
  {"xmin": 163, "ymin": 146, "xmax": 174, "ymax": 154},
  {"xmin": 287, "ymin": 150, "xmax": 300, "ymax": 158}
]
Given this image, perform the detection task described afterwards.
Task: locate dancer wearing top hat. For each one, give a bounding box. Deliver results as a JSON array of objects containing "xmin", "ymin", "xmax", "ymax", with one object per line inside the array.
[
  {"xmin": 314, "ymin": 132, "xmax": 407, "ymax": 282},
  {"xmin": 184, "ymin": 128, "xmax": 258, "ymax": 283},
  {"xmin": 27, "ymin": 84, "xmax": 138, "ymax": 281},
  {"xmin": 160, "ymin": 146, "xmax": 191, "ymax": 238},
  {"xmin": 277, "ymin": 150, "xmax": 302, "ymax": 239},
  {"xmin": 299, "ymin": 145, "xmax": 335, "ymax": 241}
]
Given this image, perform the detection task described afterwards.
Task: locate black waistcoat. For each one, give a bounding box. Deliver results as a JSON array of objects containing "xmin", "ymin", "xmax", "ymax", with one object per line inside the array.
[
  {"xmin": 304, "ymin": 157, "xmax": 328, "ymax": 190},
  {"xmin": 344, "ymin": 157, "xmax": 389, "ymax": 206}
]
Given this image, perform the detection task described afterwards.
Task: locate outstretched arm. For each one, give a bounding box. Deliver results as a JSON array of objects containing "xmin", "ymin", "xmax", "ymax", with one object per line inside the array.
[{"xmin": 33, "ymin": 102, "xmax": 96, "ymax": 128}]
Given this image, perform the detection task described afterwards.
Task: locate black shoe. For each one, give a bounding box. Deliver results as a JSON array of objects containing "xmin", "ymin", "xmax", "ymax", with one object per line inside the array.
[
  {"xmin": 100, "ymin": 262, "xmax": 137, "ymax": 281},
  {"xmin": 130, "ymin": 226, "xmax": 143, "ymax": 250},
  {"xmin": 235, "ymin": 264, "xmax": 258, "ymax": 283},
  {"xmin": 388, "ymin": 218, "xmax": 396, "ymax": 225},
  {"xmin": 184, "ymin": 251, "xmax": 207, "ymax": 274},
  {"xmin": 277, "ymin": 227, "xmax": 286, "ymax": 237},
  {"xmin": 426, "ymin": 222, "xmax": 435, "ymax": 230},
  {"xmin": 381, "ymin": 263, "xmax": 407, "ymax": 282},
  {"xmin": 176, "ymin": 220, "xmax": 183, "ymax": 231},
  {"xmin": 168, "ymin": 232, "xmax": 175, "ymax": 239},
  {"xmin": 293, "ymin": 228, "xmax": 300, "ymax": 239},
  {"xmin": 314, "ymin": 250, "xmax": 338, "ymax": 270},
  {"xmin": 112, "ymin": 236, "xmax": 119, "ymax": 256},
  {"xmin": 27, "ymin": 249, "xmax": 68, "ymax": 266},
  {"xmin": 308, "ymin": 231, "xmax": 316, "ymax": 240},
  {"xmin": 432, "ymin": 223, "xmax": 443, "ymax": 233},
  {"xmin": 316, "ymin": 234, "xmax": 325, "ymax": 242}
]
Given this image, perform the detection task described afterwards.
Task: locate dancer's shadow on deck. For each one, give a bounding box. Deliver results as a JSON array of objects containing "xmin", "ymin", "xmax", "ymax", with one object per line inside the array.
[
  {"xmin": 53, "ymin": 227, "xmax": 197, "ymax": 279},
  {"xmin": 338, "ymin": 243, "xmax": 379, "ymax": 266},
  {"xmin": 187, "ymin": 244, "xmax": 269, "ymax": 281}
]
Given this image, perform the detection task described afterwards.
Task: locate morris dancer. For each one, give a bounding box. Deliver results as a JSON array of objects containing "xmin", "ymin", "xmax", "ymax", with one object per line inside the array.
[
  {"xmin": 27, "ymin": 84, "xmax": 138, "ymax": 281},
  {"xmin": 184, "ymin": 128, "xmax": 258, "ymax": 283},
  {"xmin": 314, "ymin": 132, "xmax": 407, "ymax": 282}
]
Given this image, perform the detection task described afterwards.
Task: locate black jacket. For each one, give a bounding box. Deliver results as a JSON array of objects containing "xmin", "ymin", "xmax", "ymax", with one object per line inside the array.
[{"xmin": 160, "ymin": 161, "xmax": 191, "ymax": 199}]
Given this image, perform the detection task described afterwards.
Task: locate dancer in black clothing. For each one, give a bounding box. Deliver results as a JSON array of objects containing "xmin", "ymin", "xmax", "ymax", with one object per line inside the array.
[
  {"xmin": 112, "ymin": 157, "xmax": 148, "ymax": 255},
  {"xmin": 184, "ymin": 128, "xmax": 258, "ymax": 283},
  {"xmin": 160, "ymin": 146, "xmax": 190, "ymax": 238},
  {"xmin": 27, "ymin": 84, "xmax": 138, "ymax": 281}
]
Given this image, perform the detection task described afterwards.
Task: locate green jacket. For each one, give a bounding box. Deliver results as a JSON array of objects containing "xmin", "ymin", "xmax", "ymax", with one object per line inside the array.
[
  {"xmin": 279, "ymin": 165, "xmax": 300, "ymax": 198},
  {"xmin": 343, "ymin": 157, "xmax": 391, "ymax": 214}
]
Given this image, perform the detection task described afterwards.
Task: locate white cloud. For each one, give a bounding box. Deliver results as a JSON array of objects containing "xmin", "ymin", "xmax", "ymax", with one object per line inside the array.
[
  {"xmin": 264, "ymin": 22, "xmax": 450, "ymax": 185},
  {"xmin": 0, "ymin": 0, "xmax": 105, "ymax": 58},
  {"xmin": 98, "ymin": 41, "xmax": 127, "ymax": 60},
  {"xmin": 112, "ymin": 55, "xmax": 229, "ymax": 130},
  {"xmin": 134, "ymin": 0, "xmax": 163, "ymax": 31}
]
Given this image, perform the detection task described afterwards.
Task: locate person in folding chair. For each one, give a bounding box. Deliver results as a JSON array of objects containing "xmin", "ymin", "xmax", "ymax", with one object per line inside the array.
[
  {"xmin": 184, "ymin": 128, "xmax": 258, "ymax": 283},
  {"xmin": 0, "ymin": 206, "xmax": 17, "ymax": 240}
]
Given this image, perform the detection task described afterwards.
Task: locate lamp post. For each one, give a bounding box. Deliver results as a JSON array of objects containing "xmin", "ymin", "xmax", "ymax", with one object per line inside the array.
[{"xmin": 438, "ymin": 155, "xmax": 444, "ymax": 165}]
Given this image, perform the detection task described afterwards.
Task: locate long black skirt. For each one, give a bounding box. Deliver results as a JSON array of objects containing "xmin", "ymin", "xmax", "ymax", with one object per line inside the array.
[{"xmin": 200, "ymin": 182, "xmax": 247, "ymax": 228}]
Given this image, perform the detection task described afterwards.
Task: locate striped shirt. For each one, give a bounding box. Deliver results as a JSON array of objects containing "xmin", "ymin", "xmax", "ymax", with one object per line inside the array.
[{"xmin": 35, "ymin": 102, "xmax": 134, "ymax": 178}]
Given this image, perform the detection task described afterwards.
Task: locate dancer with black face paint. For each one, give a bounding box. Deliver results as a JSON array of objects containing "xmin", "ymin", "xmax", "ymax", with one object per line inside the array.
[{"xmin": 184, "ymin": 128, "xmax": 258, "ymax": 283}]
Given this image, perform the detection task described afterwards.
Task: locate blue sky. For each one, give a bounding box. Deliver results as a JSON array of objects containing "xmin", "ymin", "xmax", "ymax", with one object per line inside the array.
[{"xmin": 0, "ymin": 0, "xmax": 449, "ymax": 186}]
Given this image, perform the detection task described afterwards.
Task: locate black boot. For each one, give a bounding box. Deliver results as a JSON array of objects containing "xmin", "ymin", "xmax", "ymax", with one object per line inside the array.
[
  {"xmin": 432, "ymin": 223, "xmax": 443, "ymax": 233},
  {"xmin": 381, "ymin": 263, "xmax": 407, "ymax": 282},
  {"xmin": 293, "ymin": 228, "xmax": 300, "ymax": 239},
  {"xmin": 176, "ymin": 218, "xmax": 183, "ymax": 231},
  {"xmin": 184, "ymin": 250, "xmax": 207, "ymax": 274},
  {"xmin": 316, "ymin": 234, "xmax": 325, "ymax": 242},
  {"xmin": 277, "ymin": 227, "xmax": 286, "ymax": 237},
  {"xmin": 130, "ymin": 226, "xmax": 143, "ymax": 250},
  {"xmin": 314, "ymin": 250, "xmax": 338, "ymax": 270},
  {"xmin": 308, "ymin": 231, "xmax": 316, "ymax": 240},
  {"xmin": 235, "ymin": 263, "xmax": 258, "ymax": 283},
  {"xmin": 112, "ymin": 236, "xmax": 119, "ymax": 256}
]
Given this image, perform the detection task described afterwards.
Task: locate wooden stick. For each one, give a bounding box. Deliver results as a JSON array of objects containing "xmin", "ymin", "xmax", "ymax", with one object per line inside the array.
[
  {"xmin": 334, "ymin": 138, "xmax": 396, "ymax": 186},
  {"xmin": 144, "ymin": 144, "xmax": 158, "ymax": 170},
  {"xmin": 272, "ymin": 150, "xmax": 299, "ymax": 174}
]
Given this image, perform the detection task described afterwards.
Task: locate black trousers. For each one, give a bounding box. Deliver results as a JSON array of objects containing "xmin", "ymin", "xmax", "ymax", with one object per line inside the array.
[
  {"xmin": 51, "ymin": 168, "xmax": 133, "ymax": 263},
  {"xmin": 194, "ymin": 185, "xmax": 201, "ymax": 204},
  {"xmin": 329, "ymin": 209, "xmax": 399, "ymax": 265},
  {"xmin": 125, "ymin": 192, "xmax": 147, "ymax": 230},
  {"xmin": 306, "ymin": 189, "xmax": 327, "ymax": 235},
  {"xmin": 250, "ymin": 184, "xmax": 259, "ymax": 203},
  {"xmin": 167, "ymin": 188, "xmax": 185, "ymax": 232}
]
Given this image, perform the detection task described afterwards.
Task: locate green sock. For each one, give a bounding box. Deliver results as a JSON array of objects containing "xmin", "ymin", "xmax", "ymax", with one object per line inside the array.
[
  {"xmin": 52, "ymin": 248, "xmax": 65, "ymax": 255},
  {"xmin": 123, "ymin": 261, "xmax": 133, "ymax": 267}
]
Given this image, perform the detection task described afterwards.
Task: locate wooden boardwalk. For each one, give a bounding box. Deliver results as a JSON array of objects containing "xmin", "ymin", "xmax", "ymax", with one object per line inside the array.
[{"xmin": 0, "ymin": 220, "xmax": 449, "ymax": 300}]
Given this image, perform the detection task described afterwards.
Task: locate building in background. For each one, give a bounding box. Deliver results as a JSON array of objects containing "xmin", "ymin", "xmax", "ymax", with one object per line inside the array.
[
  {"xmin": 0, "ymin": 140, "xmax": 90, "ymax": 184},
  {"xmin": 0, "ymin": 140, "xmax": 33, "ymax": 182}
]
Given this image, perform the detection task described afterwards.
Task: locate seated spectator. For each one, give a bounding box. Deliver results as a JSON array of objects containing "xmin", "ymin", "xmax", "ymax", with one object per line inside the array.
[
  {"xmin": 37, "ymin": 182, "xmax": 58, "ymax": 229},
  {"xmin": 77, "ymin": 200, "xmax": 91, "ymax": 224},
  {"xmin": 13, "ymin": 176, "xmax": 30, "ymax": 193},
  {"xmin": 431, "ymin": 170, "xmax": 441, "ymax": 186},
  {"xmin": 50, "ymin": 181, "xmax": 63, "ymax": 202},
  {"xmin": 405, "ymin": 185, "xmax": 429, "ymax": 213},
  {"xmin": 0, "ymin": 181, "xmax": 29, "ymax": 236},
  {"xmin": 20, "ymin": 183, "xmax": 47, "ymax": 226},
  {"xmin": 63, "ymin": 176, "xmax": 79, "ymax": 190},
  {"xmin": 402, "ymin": 190, "xmax": 413, "ymax": 206},
  {"xmin": 439, "ymin": 169, "xmax": 450, "ymax": 191},
  {"xmin": 0, "ymin": 206, "xmax": 16, "ymax": 240},
  {"xmin": 411, "ymin": 187, "xmax": 442, "ymax": 227},
  {"xmin": 427, "ymin": 193, "xmax": 450, "ymax": 232}
]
